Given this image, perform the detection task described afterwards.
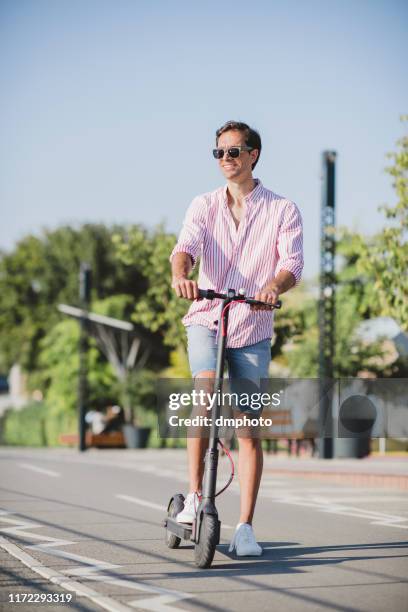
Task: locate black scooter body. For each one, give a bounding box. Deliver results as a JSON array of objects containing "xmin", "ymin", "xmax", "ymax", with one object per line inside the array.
[{"xmin": 164, "ymin": 288, "xmax": 281, "ymax": 568}]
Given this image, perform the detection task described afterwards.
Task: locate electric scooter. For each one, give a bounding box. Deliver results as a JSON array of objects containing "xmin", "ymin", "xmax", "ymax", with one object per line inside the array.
[{"xmin": 163, "ymin": 288, "xmax": 282, "ymax": 569}]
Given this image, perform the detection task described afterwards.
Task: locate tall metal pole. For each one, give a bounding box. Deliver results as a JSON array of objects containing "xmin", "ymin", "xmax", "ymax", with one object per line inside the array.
[
  {"xmin": 318, "ymin": 152, "xmax": 336, "ymax": 459},
  {"xmin": 78, "ymin": 262, "xmax": 91, "ymax": 452}
]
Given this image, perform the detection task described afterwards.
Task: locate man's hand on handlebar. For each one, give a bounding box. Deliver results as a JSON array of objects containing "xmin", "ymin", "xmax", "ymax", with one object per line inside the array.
[
  {"xmin": 171, "ymin": 277, "xmax": 200, "ymax": 301},
  {"xmin": 251, "ymin": 285, "xmax": 280, "ymax": 311}
]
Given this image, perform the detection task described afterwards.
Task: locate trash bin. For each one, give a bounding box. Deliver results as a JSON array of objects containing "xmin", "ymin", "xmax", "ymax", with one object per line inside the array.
[
  {"xmin": 334, "ymin": 437, "xmax": 371, "ymax": 458},
  {"xmin": 122, "ymin": 425, "xmax": 151, "ymax": 449},
  {"xmin": 334, "ymin": 395, "xmax": 377, "ymax": 458}
]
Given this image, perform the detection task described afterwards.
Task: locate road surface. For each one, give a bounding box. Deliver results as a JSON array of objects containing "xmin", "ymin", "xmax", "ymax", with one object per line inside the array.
[{"xmin": 0, "ymin": 448, "xmax": 407, "ymax": 612}]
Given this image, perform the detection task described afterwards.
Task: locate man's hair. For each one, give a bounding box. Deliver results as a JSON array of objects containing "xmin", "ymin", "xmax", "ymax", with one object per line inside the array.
[{"xmin": 215, "ymin": 120, "xmax": 262, "ymax": 170}]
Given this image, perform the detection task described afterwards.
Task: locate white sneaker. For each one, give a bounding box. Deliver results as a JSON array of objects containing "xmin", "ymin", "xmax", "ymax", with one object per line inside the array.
[
  {"xmin": 229, "ymin": 523, "xmax": 263, "ymax": 556},
  {"xmin": 176, "ymin": 492, "xmax": 200, "ymax": 524}
]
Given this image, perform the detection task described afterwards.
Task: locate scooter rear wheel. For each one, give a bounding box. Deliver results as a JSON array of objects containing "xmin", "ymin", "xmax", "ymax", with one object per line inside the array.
[
  {"xmin": 165, "ymin": 496, "xmax": 184, "ymax": 549},
  {"xmin": 194, "ymin": 513, "xmax": 218, "ymax": 568}
]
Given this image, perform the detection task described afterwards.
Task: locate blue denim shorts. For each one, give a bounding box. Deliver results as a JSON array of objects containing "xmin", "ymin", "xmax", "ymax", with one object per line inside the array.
[{"xmin": 186, "ymin": 325, "xmax": 271, "ymax": 413}]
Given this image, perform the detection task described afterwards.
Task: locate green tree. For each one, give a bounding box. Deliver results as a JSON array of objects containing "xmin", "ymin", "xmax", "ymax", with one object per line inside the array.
[
  {"xmin": 285, "ymin": 119, "xmax": 408, "ymax": 377},
  {"xmin": 33, "ymin": 319, "xmax": 117, "ymax": 444},
  {"xmin": 282, "ymin": 289, "xmax": 385, "ymax": 378},
  {"xmin": 0, "ymin": 224, "xmax": 145, "ymax": 372},
  {"xmin": 355, "ymin": 116, "xmax": 408, "ymax": 329},
  {"xmin": 113, "ymin": 224, "xmax": 195, "ymax": 349}
]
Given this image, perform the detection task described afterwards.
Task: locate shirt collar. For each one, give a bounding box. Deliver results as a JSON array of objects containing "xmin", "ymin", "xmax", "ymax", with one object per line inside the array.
[{"xmin": 222, "ymin": 178, "xmax": 263, "ymax": 206}]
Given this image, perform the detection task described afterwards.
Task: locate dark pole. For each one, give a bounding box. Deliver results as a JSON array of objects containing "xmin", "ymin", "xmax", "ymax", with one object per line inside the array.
[
  {"xmin": 78, "ymin": 262, "xmax": 91, "ymax": 452},
  {"xmin": 318, "ymin": 151, "xmax": 336, "ymax": 459}
]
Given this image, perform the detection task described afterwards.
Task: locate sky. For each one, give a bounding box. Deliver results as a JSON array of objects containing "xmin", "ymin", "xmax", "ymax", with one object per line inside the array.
[{"xmin": 0, "ymin": 0, "xmax": 407, "ymax": 280}]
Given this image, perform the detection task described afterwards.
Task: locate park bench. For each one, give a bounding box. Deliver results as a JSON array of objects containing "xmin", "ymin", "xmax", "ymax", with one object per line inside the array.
[
  {"xmin": 59, "ymin": 431, "xmax": 126, "ymax": 448},
  {"xmin": 261, "ymin": 409, "xmax": 317, "ymax": 456}
]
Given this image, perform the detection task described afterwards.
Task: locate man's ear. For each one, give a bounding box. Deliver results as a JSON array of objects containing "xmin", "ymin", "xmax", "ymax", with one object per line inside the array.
[{"xmin": 251, "ymin": 149, "xmax": 259, "ymax": 165}]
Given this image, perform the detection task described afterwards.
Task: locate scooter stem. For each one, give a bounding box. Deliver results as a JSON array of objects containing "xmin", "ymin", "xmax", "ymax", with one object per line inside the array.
[{"xmin": 202, "ymin": 293, "xmax": 233, "ymax": 501}]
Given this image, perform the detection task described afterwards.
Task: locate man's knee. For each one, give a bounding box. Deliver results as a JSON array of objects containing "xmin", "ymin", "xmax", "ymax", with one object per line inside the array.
[
  {"xmin": 192, "ymin": 371, "xmax": 216, "ymax": 412},
  {"xmin": 188, "ymin": 371, "xmax": 215, "ymax": 437},
  {"xmin": 195, "ymin": 370, "xmax": 216, "ymax": 379}
]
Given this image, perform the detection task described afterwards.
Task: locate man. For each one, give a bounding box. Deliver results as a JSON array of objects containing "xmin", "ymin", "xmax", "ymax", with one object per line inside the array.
[{"xmin": 169, "ymin": 120, "xmax": 303, "ymax": 556}]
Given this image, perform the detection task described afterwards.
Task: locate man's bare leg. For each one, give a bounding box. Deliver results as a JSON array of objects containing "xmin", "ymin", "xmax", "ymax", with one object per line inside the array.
[
  {"xmin": 237, "ymin": 435, "xmax": 263, "ymax": 525},
  {"xmin": 187, "ymin": 378, "xmax": 264, "ymax": 524},
  {"xmin": 186, "ymin": 370, "xmax": 215, "ymax": 493}
]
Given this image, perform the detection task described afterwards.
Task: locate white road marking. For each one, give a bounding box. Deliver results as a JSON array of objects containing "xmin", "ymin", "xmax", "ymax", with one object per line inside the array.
[
  {"xmin": 126, "ymin": 464, "xmax": 188, "ymax": 483},
  {"xmin": 116, "ymin": 494, "xmax": 166, "ymax": 512},
  {"xmin": 18, "ymin": 463, "xmax": 61, "ymax": 478},
  {"xmin": 0, "ymin": 514, "xmax": 76, "ymax": 548},
  {"xmin": 116, "ymin": 493, "xmax": 235, "ymax": 529},
  {"xmin": 262, "ymin": 485, "xmax": 408, "ymax": 493},
  {"xmin": 0, "ymin": 535, "xmax": 131, "ymax": 612},
  {"xmin": 0, "ymin": 512, "xmax": 194, "ymax": 612},
  {"xmin": 263, "ymin": 492, "xmax": 408, "ymax": 529},
  {"xmin": 310, "ymin": 495, "xmax": 408, "ymax": 503}
]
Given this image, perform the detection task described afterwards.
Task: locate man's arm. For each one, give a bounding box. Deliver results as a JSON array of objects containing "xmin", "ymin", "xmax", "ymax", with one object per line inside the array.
[
  {"xmin": 251, "ymin": 270, "xmax": 296, "ymax": 311},
  {"xmin": 253, "ymin": 201, "xmax": 303, "ymax": 311},
  {"xmin": 171, "ymin": 252, "xmax": 199, "ymax": 300},
  {"xmin": 169, "ymin": 196, "xmax": 207, "ymax": 300}
]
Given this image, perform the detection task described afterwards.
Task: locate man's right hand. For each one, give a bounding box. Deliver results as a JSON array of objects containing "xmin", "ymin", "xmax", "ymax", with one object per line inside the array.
[{"xmin": 171, "ymin": 277, "xmax": 199, "ymax": 300}]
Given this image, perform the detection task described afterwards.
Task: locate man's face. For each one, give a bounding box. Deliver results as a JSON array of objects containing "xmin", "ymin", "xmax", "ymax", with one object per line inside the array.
[{"xmin": 216, "ymin": 129, "xmax": 258, "ymax": 181}]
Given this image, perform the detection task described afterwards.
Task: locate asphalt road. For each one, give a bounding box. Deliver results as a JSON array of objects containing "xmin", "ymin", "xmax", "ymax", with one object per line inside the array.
[{"xmin": 0, "ymin": 448, "xmax": 407, "ymax": 612}]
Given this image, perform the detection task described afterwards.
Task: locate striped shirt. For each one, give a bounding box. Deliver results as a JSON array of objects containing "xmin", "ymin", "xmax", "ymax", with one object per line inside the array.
[{"xmin": 170, "ymin": 179, "xmax": 303, "ymax": 348}]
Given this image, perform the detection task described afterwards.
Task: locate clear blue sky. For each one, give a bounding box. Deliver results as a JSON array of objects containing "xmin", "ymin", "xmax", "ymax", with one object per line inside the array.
[{"xmin": 1, "ymin": 0, "xmax": 407, "ymax": 279}]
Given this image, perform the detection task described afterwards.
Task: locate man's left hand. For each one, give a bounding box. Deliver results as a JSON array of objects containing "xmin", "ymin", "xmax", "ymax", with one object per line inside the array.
[{"xmin": 251, "ymin": 285, "xmax": 280, "ymax": 311}]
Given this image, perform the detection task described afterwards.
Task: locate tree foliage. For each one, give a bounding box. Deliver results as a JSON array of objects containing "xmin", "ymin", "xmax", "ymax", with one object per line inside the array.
[
  {"xmin": 284, "ymin": 119, "xmax": 408, "ymax": 377},
  {"xmin": 0, "ymin": 224, "xmax": 145, "ymax": 372},
  {"xmin": 2, "ymin": 401, "xmax": 49, "ymax": 447},
  {"xmin": 113, "ymin": 224, "xmax": 195, "ymax": 349},
  {"xmin": 38, "ymin": 319, "xmax": 117, "ymax": 405},
  {"xmin": 354, "ymin": 116, "xmax": 408, "ymax": 329},
  {"xmin": 278, "ymin": 289, "xmax": 385, "ymax": 378}
]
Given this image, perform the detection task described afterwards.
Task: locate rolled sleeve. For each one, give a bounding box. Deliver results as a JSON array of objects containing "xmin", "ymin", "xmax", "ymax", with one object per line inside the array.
[
  {"xmin": 275, "ymin": 201, "xmax": 304, "ymax": 285},
  {"xmin": 169, "ymin": 196, "xmax": 207, "ymax": 269}
]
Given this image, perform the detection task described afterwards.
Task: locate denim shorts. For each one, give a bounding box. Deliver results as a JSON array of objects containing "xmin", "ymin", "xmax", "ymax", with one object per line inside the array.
[{"xmin": 186, "ymin": 325, "xmax": 271, "ymax": 413}]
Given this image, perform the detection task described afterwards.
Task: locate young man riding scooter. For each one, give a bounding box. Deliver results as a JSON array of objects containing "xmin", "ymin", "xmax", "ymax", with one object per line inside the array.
[{"xmin": 170, "ymin": 120, "xmax": 303, "ymax": 556}]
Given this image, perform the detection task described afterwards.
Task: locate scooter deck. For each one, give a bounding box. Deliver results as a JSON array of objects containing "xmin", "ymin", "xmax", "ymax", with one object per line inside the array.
[{"xmin": 164, "ymin": 517, "xmax": 194, "ymax": 541}]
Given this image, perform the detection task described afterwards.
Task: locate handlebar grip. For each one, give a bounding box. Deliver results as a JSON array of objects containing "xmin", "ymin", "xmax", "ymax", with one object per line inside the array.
[
  {"xmin": 246, "ymin": 298, "xmax": 282, "ymax": 309},
  {"xmin": 198, "ymin": 289, "xmax": 215, "ymax": 300}
]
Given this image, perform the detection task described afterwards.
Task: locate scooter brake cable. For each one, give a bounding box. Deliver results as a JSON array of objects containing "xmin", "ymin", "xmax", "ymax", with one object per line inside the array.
[
  {"xmin": 215, "ymin": 439, "xmax": 235, "ymax": 497},
  {"xmin": 220, "ymin": 302, "xmax": 233, "ymax": 336}
]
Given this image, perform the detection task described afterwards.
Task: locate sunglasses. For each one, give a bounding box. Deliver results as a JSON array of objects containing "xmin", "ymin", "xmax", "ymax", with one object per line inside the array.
[{"xmin": 212, "ymin": 146, "xmax": 253, "ymax": 159}]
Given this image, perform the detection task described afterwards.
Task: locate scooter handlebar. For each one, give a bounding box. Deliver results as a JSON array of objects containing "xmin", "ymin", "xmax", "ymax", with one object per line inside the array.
[
  {"xmin": 197, "ymin": 288, "xmax": 281, "ymax": 309},
  {"xmin": 245, "ymin": 297, "xmax": 282, "ymax": 309}
]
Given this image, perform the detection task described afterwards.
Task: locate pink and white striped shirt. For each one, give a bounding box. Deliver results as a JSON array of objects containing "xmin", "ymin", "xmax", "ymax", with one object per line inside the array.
[{"xmin": 170, "ymin": 179, "xmax": 303, "ymax": 348}]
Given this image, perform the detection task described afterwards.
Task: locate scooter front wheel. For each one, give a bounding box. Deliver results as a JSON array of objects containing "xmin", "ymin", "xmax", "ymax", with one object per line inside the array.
[{"xmin": 194, "ymin": 513, "xmax": 218, "ymax": 568}]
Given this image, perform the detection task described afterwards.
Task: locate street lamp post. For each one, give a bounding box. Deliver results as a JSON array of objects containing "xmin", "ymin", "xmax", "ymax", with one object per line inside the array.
[
  {"xmin": 78, "ymin": 262, "xmax": 91, "ymax": 452},
  {"xmin": 318, "ymin": 151, "xmax": 337, "ymax": 459}
]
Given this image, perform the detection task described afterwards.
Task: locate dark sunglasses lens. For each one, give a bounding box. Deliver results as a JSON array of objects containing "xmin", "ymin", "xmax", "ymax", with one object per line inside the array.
[
  {"xmin": 213, "ymin": 148, "xmax": 224, "ymax": 159},
  {"xmin": 228, "ymin": 148, "xmax": 240, "ymax": 158}
]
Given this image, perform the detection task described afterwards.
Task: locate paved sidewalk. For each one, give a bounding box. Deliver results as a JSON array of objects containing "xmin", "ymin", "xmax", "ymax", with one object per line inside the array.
[
  {"xmin": 263, "ymin": 453, "xmax": 408, "ymax": 489},
  {"xmin": 1, "ymin": 445, "xmax": 407, "ymax": 489}
]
